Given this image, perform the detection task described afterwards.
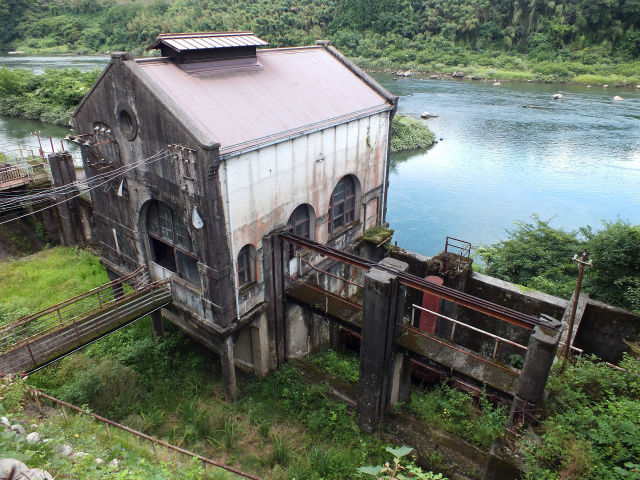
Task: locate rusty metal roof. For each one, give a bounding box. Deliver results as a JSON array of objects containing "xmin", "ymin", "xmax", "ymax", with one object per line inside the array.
[
  {"xmin": 147, "ymin": 32, "xmax": 269, "ymax": 52},
  {"xmin": 134, "ymin": 46, "xmax": 393, "ymax": 156}
]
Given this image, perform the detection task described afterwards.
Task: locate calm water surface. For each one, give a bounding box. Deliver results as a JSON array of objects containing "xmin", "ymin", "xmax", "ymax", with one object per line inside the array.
[
  {"xmin": 0, "ymin": 55, "xmax": 108, "ymax": 156},
  {"xmin": 1, "ymin": 57, "xmax": 638, "ymax": 256},
  {"xmin": 373, "ymin": 73, "xmax": 640, "ymax": 256}
]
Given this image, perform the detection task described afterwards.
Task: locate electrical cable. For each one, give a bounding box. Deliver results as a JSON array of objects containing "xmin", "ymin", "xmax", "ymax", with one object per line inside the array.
[{"xmin": 0, "ymin": 149, "xmax": 173, "ymax": 225}]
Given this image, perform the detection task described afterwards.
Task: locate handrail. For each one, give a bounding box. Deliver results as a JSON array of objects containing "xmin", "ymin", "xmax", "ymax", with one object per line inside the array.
[
  {"xmin": 398, "ymin": 323, "xmax": 520, "ymax": 375},
  {"xmin": 410, "ymin": 304, "xmax": 528, "ymax": 352},
  {"xmin": 29, "ymin": 389, "xmax": 263, "ymax": 480},
  {"xmin": 279, "ymin": 231, "xmax": 552, "ymax": 330},
  {"xmin": 0, "ymin": 280, "xmax": 170, "ymax": 356}
]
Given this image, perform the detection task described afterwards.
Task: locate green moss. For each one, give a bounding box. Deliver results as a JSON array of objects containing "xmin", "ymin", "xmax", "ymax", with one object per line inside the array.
[{"xmin": 362, "ymin": 225, "xmax": 394, "ymax": 244}]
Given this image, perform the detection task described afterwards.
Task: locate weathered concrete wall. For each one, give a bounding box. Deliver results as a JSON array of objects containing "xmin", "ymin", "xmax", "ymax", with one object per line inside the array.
[
  {"xmin": 574, "ymin": 299, "xmax": 640, "ymax": 363},
  {"xmin": 223, "ymin": 112, "xmax": 389, "ymax": 319}
]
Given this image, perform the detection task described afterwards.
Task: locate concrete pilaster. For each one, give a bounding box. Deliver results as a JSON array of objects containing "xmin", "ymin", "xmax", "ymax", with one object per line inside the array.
[
  {"xmin": 220, "ymin": 336, "xmax": 237, "ymax": 402},
  {"xmin": 48, "ymin": 152, "xmax": 81, "ymax": 246},
  {"xmin": 262, "ymin": 232, "xmax": 286, "ymax": 371},
  {"xmin": 150, "ymin": 310, "xmax": 165, "ymax": 341},
  {"xmin": 357, "ymin": 257, "xmax": 409, "ymax": 432},
  {"xmin": 508, "ymin": 316, "xmax": 561, "ymax": 426}
]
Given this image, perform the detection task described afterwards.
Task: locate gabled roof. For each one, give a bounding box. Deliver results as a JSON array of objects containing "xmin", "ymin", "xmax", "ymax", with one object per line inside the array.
[
  {"xmin": 146, "ymin": 32, "xmax": 269, "ymax": 52},
  {"xmin": 126, "ymin": 44, "xmax": 395, "ymax": 156}
]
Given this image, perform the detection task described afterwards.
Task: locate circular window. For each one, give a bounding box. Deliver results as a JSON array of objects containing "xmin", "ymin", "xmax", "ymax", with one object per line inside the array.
[{"xmin": 117, "ymin": 105, "xmax": 138, "ymax": 141}]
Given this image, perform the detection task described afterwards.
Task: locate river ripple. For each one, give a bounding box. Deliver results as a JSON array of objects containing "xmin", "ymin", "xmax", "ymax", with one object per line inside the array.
[{"xmin": 374, "ymin": 73, "xmax": 640, "ymax": 256}]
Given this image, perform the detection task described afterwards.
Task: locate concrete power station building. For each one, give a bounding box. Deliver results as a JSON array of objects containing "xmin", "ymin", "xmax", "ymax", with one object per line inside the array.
[{"xmin": 73, "ymin": 32, "xmax": 397, "ymax": 398}]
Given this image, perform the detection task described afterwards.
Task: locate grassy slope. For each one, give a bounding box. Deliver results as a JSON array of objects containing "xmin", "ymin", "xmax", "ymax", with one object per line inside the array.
[{"xmin": 0, "ymin": 247, "xmax": 108, "ymax": 324}]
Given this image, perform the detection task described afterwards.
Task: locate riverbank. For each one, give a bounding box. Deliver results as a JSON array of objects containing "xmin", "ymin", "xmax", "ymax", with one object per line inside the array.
[{"xmin": 357, "ymin": 57, "xmax": 640, "ymax": 87}]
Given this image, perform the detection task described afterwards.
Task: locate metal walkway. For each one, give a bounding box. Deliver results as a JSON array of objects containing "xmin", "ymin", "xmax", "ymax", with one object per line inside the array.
[
  {"xmin": 0, "ymin": 267, "xmax": 171, "ymax": 374},
  {"xmin": 280, "ymin": 232, "xmax": 547, "ymax": 397}
]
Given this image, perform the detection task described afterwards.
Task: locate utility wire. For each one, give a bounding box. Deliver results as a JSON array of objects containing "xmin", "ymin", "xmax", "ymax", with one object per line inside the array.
[
  {"xmin": 0, "ymin": 149, "xmax": 173, "ymax": 225},
  {"xmin": 0, "ymin": 150, "xmax": 172, "ymax": 211}
]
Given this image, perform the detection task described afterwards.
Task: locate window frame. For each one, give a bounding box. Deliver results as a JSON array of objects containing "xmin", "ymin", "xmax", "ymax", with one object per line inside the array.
[
  {"xmin": 237, "ymin": 245, "xmax": 256, "ymax": 288},
  {"xmin": 287, "ymin": 204, "xmax": 312, "ymax": 259},
  {"xmin": 147, "ymin": 201, "xmax": 198, "ymax": 283},
  {"xmin": 328, "ymin": 176, "xmax": 356, "ymax": 234}
]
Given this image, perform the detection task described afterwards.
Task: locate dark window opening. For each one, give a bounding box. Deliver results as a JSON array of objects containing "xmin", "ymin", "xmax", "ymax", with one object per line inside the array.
[
  {"xmin": 287, "ymin": 205, "xmax": 312, "ymax": 259},
  {"xmin": 329, "ymin": 176, "xmax": 356, "ymax": 234},
  {"xmin": 150, "ymin": 237, "xmax": 177, "ymax": 272},
  {"xmin": 147, "ymin": 201, "xmax": 198, "ymax": 283},
  {"xmin": 237, "ymin": 245, "xmax": 256, "ymax": 287}
]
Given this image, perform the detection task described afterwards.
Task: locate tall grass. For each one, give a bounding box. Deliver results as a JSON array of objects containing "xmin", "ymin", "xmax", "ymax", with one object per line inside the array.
[{"xmin": 0, "ymin": 247, "xmax": 108, "ymax": 325}]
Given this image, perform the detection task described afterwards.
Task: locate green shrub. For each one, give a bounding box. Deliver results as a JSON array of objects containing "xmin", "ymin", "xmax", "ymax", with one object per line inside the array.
[{"xmin": 391, "ymin": 115, "xmax": 436, "ymax": 153}]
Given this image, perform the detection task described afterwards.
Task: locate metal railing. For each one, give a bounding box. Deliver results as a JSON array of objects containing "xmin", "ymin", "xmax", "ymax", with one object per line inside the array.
[
  {"xmin": 444, "ymin": 236, "xmax": 471, "ymax": 258},
  {"xmin": 0, "ymin": 164, "xmax": 30, "ymax": 185},
  {"xmin": 409, "ymin": 303, "xmax": 528, "ymax": 360},
  {"xmin": 0, "ymin": 267, "xmax": 158, "ymax": 356}
]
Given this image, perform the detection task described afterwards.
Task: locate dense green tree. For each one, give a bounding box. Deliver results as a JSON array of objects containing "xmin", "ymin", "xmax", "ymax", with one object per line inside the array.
[{"xmin": 477, "ymin": 217, "xmax": 640, "ymax": 313}]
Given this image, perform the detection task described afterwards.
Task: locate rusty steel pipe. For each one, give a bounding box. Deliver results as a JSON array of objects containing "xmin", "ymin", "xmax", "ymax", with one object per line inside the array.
[{"xmin": 30, "ymin": 390, "xmax": 264, "ymax": 480}]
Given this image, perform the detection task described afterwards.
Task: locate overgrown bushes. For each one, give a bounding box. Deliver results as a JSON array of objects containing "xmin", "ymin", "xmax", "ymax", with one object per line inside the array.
[
  {"xmin": 0, "ymin": 66, "xmax": 100, "ymax": 126},
  {"xmin": 391, "ymin": 115, "xmax": 435, "ymax": 153},
  {"xmin": 477, "ymin": 217, "xmax": 640, "ymax": 313},
  {"xmin": 522, "ymin": 355, "xmax": 640, "ymax": 479}
]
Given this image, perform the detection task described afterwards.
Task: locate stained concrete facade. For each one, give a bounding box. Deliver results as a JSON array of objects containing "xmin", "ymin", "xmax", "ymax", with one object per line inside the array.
[{"xmin": 72, "ymin": 33, "xmax": 397, "ymax": 397}]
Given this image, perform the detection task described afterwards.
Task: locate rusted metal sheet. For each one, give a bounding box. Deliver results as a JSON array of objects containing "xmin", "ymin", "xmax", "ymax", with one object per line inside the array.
[
  {"xmin": 147, "ymin": 32, "xmax": 269, "ymax": 51},
  {"xmin": 136, "ymin": 47, "xmax": 391, "ymax": 155},
  {"xmin": 420, "ymin": 275, "xmax": 443, "ymax": 333}
]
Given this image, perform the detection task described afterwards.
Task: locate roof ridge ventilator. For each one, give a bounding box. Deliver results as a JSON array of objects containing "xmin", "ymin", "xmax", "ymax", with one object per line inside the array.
[{"xmin": 146, "ymin": 32, "xmax": 269, "ymax": 67}]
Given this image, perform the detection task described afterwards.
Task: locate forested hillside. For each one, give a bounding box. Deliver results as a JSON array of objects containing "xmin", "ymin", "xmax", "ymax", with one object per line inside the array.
[{"xmin": 2, "ymin": 0, "xmax": 640, "ymax": 81}]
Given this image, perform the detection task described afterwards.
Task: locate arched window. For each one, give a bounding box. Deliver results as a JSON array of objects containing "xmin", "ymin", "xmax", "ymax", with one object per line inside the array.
[
  {"xmin": 237, "ymin": 244, "xmax": 256, "ymax": 287},
  {"xmin": 147, "ymin": 201, "xmax": 198, "ymax": 283},
  {"xmin": 329, "ymin": 176, "xmax": 356, "ymax": 234},
  {"xmin": 287, "ymin": 204, "xmax": 313, "ymax": 258}
]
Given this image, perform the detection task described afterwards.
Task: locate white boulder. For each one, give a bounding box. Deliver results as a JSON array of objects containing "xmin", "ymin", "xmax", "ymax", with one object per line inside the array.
[
  {"xmin": 22, "ymin": 468, "xmax": 54, "ymax": 480},
  {"xmin": 59, "ymin": 444, "xmax": 73, "ymax": 457},
  {"xmin": 552, "ymin": 93, "xmax": 563, "ymax": 99},
  {"xmin": 1, "ymin": 417, "xmax": 10, "ymax": 427},
  {"xmin": 10, "ymin": 424, "xmax": 26, "ymax": 435},
  {"xmin": 613, "ymin": 95, "xmax": 624, "ymax": 101},
  {"xmin": 0, "ymin": 458, "xmax": 28, "ymax": 478},
  {"xmin": 493, "ymin": 81, "xmax": 501, "ymax": 86},
  {"xmin": 25, "ymin": 432, "xmax": 42, "ymax": 444}
]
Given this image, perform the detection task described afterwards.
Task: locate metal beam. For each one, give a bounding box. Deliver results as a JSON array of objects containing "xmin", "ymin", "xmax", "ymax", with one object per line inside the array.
[{"xmin": 279, "ymin": 231, "xmax": 551, "ymax": 330}]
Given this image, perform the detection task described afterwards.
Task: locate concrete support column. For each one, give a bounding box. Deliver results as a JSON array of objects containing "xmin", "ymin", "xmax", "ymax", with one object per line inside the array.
[
  {"xmin": 508, "ymin": 317, "xmax": 561, "ymax": 426},
  {"xmin": 220, "ymin": 336, "xmax": 237, "ymax": 402},
  {"xmin": 48, "ymin": 152, "xmax": 81, "ymax": 246},
  {"xmin": 357, "ymin": 257, "xmax": 409, "ymax": 432},
  {"xmin": 262, "ymin": 232, "xmax": 286, "ymax": 371},
  {"xmin": 150, "ymin": 310, "xmax": 165, "ymax": 341},
  {"xmin": 250, "ymin": 315, "xmax": 270, "ymax": 378}
]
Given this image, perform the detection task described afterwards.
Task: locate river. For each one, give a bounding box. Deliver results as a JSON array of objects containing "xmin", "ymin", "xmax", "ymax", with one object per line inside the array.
[
  {"xmin": 372, "ymin": 73, "xmax": 640, "ymax": 256},
  {"xmin": 1, "ymin": 56, "xmax": 638, "ymax": 256}
]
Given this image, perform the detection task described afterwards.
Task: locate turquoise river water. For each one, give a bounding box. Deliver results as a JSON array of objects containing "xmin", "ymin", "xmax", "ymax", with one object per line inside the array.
[{"xmin": 1, "ymin": 56, "xmax": 638, "ymax": 256}]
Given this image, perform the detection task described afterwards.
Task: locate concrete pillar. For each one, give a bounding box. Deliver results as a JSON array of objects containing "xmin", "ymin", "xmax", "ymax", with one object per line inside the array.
[
  {"xmin": 508, "ymin": 316, "xmax": 561, "ymax": 426},
  {"xmin": 48, "ymin": 152, "xmax": 81, "ymax": 246},
  {"xmin": 357, "ymin": 257, "xmax": 409, "ymax": 432},
  {"xmin": 262, "ymin": 231, "xmax": 286, "ymax": 371},
  {"xmin": 150, "ymin": 310, "xmax": 165, "ymax": 341},
  {"xmin": 250, "ymin": 315, "xmax": 270, "ymax": 378},
  {"xmin": 220, "ymin": 336, "xmax": 237, "ymax": 402}
]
